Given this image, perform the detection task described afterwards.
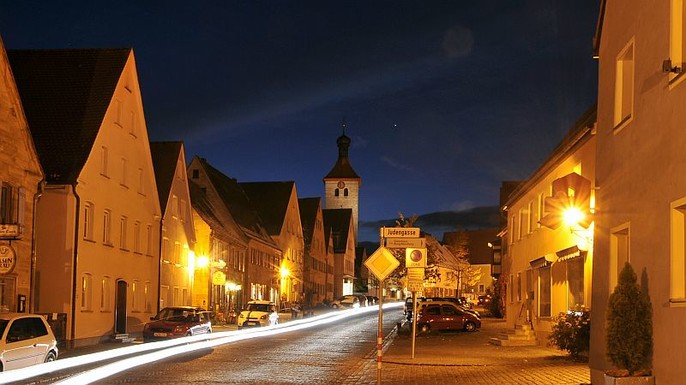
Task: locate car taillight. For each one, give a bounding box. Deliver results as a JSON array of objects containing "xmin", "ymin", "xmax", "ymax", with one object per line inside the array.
[{"xmin": 174, "ymin": 325, "xmax": 188, "ymax": 333}]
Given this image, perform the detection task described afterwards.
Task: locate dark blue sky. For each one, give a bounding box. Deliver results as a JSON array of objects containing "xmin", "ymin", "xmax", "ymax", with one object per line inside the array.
[{"xmin": 1, "ymin": 1, "xmax": 599, "ymax": 241}]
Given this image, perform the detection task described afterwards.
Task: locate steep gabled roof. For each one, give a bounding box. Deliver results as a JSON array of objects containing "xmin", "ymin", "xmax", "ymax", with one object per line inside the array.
[
  {"xmin": 196, "ymin": 158, "xmax": 272, "ymax": 242},
  {"xmin": 240, "ymin": 181, "xmax": 295, "ymax": 236},
  {"xmin": 8, "ymin": 48, "xmax": 131, "ymax": 184},
  {"xmin": 150, "ymin": 141, "xmax": 183, "ymax": 214},
  {"xmin": 323, "ymin": 208, "xmax": 352, "ymax": 253},
  {"xmin": 298, "ymin": 197, "xmax": 321, "ymax": 250}
]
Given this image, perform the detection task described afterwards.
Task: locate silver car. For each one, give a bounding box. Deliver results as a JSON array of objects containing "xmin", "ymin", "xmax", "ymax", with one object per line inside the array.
[{"xmin": 0, "ymin": 313, "xmax": 58, "ymax": 371}]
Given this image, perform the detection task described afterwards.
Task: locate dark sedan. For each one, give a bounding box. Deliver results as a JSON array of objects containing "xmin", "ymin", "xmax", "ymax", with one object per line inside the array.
[{"xmin": 143, "ymin": 306, "xmax": 212, "ymax": 342}]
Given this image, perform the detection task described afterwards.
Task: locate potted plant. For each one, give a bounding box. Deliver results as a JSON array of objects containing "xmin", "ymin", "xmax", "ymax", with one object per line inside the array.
[{"xmin": 604, "ymin": 262, "xmax": 654, "ymax": 385}]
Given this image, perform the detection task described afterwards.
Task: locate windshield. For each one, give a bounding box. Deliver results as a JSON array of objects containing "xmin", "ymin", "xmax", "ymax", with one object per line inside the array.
[
  {"xmin": 157, "ymin": 308, "xmax": 196, "ymax": 322},
  {"xmin": 246, "ymin": 303, "xmax": 273, "ymax": 312}
]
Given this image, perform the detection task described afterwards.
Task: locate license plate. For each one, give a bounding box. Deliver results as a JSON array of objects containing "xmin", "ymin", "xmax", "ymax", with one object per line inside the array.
[{"xmin": 153, "ymin": 332, "xmax": 167, "ymax": 337}]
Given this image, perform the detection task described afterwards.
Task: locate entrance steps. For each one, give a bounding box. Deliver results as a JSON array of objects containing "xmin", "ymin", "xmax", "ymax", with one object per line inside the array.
[{"xmin": 488, "ymin": 323, "xmax": 538, "ymax": 347}]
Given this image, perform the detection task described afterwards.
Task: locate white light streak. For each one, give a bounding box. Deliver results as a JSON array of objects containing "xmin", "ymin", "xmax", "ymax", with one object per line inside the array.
[{"xmin": 0, "ymin": 302, "xmax": 402, "ymax": 384}]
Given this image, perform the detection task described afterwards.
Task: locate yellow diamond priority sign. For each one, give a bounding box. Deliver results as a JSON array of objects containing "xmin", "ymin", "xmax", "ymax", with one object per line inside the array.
[{"xmin": 364, "ymin": 247, "xmax": 400, "ymax": 281}]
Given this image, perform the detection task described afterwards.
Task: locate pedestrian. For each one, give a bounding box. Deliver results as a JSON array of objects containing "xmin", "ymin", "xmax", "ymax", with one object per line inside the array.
[{"xmin": 269, "ymin": 309, "xmax": 279, "ymax": 326}]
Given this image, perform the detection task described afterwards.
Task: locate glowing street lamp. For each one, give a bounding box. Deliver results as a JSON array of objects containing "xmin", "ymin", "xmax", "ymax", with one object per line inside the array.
[
  {"xmin": 562, "ymin": 207, "xmax": 585, "ymax": 227},
  {"xmin": 195, "ymin": 255, "xmax": 209, "ymax": 269}
]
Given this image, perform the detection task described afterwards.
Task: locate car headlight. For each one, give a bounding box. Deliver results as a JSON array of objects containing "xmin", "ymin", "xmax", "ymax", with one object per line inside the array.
[
  {"xmin": 238, "ymin": 313, "xmax": 245, "ymax": 319},
  {"xmin": 260, "ymin": 314, "xmax": 268, "ymax": 320}
]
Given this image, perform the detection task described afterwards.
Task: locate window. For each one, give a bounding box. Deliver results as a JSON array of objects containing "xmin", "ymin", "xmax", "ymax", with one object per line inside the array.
[
  {"xmin": 172, "ymin": 195, "xmax": 178, "ymax": 218},
  {"xmin": 567, "ymin": 257, "xmax": 585, "ymax": 310},
  {"xmin": 129, "ymin": 110, "xmax": 137, "ymax": 137},
  {"xmin": 101, "ymin": 147, "xmax": 109, "ymax": 177},
  {"xmin": 671, "ymin": 198, "xmax": 686, "ymax": 299},
  {"xmin": 0, "ymin": 184, "xmax": 25, "ymax": 228},
  {"xmin": 101, "ymin": 276, "xmax": 111, "ymax": 311},
  {"xmin": 132, "ymin": 280, "xmax": 139, "ymax": 312},
  {"xmin": 180, "ymin": 199, "xmax": 187, "ymax": 222},
  {"xmin": 133, "ymin": 221, "xmax": 141, "ymax": 253},
  {"xmin": 539, "ymin": 267, "xmax": 551, "ymax": 317},
  {"xmin": 137, "ymin": 168, "xmax": 144, "ymax": 195},
  {"xmin": 192, "ymin": 169, "xmax": 199, "ymax": 179},
  {"xmin": 334, "ymin": 189, "xmax": 339, "ymax": 197},
  {"xmin": 119, "ymin": 216, "xmax": 128, "ymax": 250},
  {"xmin": 509, "ymin": 274, "xmax": 514, "ymax": 304},
  {"xmin": 670, "ymin": 0, "xmax": 686, "ymax": 84},
  {"xmin": 145, "ymin": 282, "xmax": 152, "ymax": 312},
  {"xmin": 83, "ymin": 202, "xmax": 94, "ymax": 240},
  {"xmin": 81, "ymin": 273, "xmax": 93, "ymax": 311},
  {"xmin": 517, "ymin": 273, "xmax": 522, "ymax": 302},
  {"xmin": 344, "ymin": 188, "xmax": 349, "ymax": 197},
  {"xmin": 509, "ymin": 215, "xmax": 515, "ymax": 245},
  {"xmin": 610, "ymin": 224, "xmax": 630, "ymax": 291},
  {"xmin": 173, "ymin": 242, "xmax": 181, "ymax": 265},
  {"xmin": 146, "ymin": 224, "xmax": 153, "ymax": 256},
  {"xmin": 103, "ymin": 210, "xmax": 112, "ymax": 245},
  {"xmin": 537, "ymin": 192, "xmax": 545, "ymax": 227},
  {"xmin": 528, "ymin": 201, "xmax": 536, "ymax": 233},
  {"xmin": 614, "ymin": 40, "xmax": 634, "ymax": 129},
  {"xmin": 120, "ymin": 157, "xmax": 128, "ymax": 187},
  {"xmin": 113, "ymin": 98, "xmax": 122, "ymax": 127},
  {"xmin": 518, "ymin": 208, "xmax": 527, "ymax": 239},
  {"xmin": 162, "ymin": 237, "xmax": 170, "ymax": 263}
]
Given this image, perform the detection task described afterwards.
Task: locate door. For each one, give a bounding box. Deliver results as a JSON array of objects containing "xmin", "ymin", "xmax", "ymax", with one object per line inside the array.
[
  {"xmin": 441, "ymin": 305, "xmax": 464, "ymax": 330},
  {"xmin": 115, "ymin": 280, "xmax": 127, "ymax": 334}
]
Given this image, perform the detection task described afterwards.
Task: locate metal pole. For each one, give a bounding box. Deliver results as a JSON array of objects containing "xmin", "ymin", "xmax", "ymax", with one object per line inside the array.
[
  {"xmin": 377, "ymin": 278, "xmax": 383, "ymax": 385},
  {"xmin": 411, "ymin": 290, "xmax": 417, "ymax": 358}
]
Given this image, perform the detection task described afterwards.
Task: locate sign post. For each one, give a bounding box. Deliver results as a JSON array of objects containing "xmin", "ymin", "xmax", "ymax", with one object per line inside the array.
[{"xmin": 364, "ymin": 240, "xmax": 400, "ymax": 385}]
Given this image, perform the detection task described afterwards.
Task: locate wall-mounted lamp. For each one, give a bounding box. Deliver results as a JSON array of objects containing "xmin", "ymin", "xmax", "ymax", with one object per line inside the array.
[{"xmin": 663, "ymin": 59, "xmax": 683, "ymax": 74}]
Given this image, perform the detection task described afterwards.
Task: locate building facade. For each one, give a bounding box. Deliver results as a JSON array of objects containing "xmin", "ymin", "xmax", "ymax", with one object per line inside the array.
[
  {"xmin": 502, "ymin": 107, "xmax": 596, "ymax": 341},
  {"xmin": 0, "ymin": 37, "xmax": 43, "ymax": 314},
  {"xmin": 590, "ymin": 1, "xmax": 686, "ymax": 382},
  {"xmin": 150, "ymin": 142, "xmax": 196, "ymax": 311},
  {"xmin": 11, "ymin": 48, "xmax": 161, "ymax": 346},
  {"xmin": 323, "ymin": 208, "xmax": 356, "ymax": 299},
  {"xmin": 299, "ymin": 197, "xmax": 333, "ymax": 306},
  {"xmin": 240, "ymin": 182, "xmax": 305, "ymax": 305}
]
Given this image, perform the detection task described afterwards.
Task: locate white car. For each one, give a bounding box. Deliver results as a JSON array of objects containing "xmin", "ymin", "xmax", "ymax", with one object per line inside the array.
[
  {"xmin": 0, "ymin": 313, "xmax": 58, "ymax": 372},
  {"xmin": 237, "ymin": 300, "xmax": 277, "ymax": 327}
]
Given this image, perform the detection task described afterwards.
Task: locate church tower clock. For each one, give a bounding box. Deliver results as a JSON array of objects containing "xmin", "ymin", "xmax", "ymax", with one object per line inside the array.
[{"xmin": 323, "ymin": 121, "xmax": 361, "ymax": 242}]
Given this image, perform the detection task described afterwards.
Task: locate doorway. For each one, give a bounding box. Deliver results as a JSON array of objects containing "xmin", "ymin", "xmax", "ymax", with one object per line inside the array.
[{"xmin": 115, "ymin": 280, "xmax": 127, "ymax": 334}]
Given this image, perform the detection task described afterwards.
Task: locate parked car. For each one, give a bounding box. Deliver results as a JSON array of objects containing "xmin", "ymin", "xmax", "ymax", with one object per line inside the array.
[
  {"xmin": 331, "ymin": 295, "xmax": 360, "ymax": 309},
  {"xmin": 477, "ymin": 295, "xmax": 492, "ymax": 306},
  {"xmin": 237, "ymin": 300, "xmax": 277, "ymax": 328},
  {"xmin": 143, "ymin": 306, "xmax": 212, "ymax": 342},
  {"xmin": 415, "ymin": 301, "xmax": 481, "ymax": 333},
  {"xmin": 424, "ymin": 297, "xmax": 480, "ymax": 317},
  {"xmin": 354, "ymin": 294, "xmax": 368, "ymax": 307},
  {"xmin": 403, "ymin": 297, "xmax": 414, "ymax": 320},
  {"xmin": 0, "ymin": 313, "xmax": 58, "ymax": 372},
  {"xmin": 364, "ymin": 295, "xmax": 377, "ymax": 306}
]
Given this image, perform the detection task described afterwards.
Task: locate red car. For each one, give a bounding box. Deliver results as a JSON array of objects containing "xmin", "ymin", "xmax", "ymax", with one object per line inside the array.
[
  {"xmin": 416, "ymin": 301, "xmax": 481, "ymax": 333},
  {"xmin": 143, "ymin": 306, "xmax": 212, "ymax": 342}
]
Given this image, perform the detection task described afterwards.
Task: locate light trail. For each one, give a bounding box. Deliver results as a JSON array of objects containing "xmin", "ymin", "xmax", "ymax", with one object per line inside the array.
[{"xmin": 0, "ymin": 302, "xmax": 402, "ymax": 384}]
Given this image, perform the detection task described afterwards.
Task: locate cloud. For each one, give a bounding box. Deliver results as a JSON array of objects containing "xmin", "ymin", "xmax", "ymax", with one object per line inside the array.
[
  {"xmin": 380, "ymin": 156, "xmax": 414, "ymax": 171},
  {"xmin": 448, "ymin": 200, "xmax": 476, "ymax": 212},
  {"xmin": 442, "ymin": 25, "xmax": 474, "ymax": 58}
]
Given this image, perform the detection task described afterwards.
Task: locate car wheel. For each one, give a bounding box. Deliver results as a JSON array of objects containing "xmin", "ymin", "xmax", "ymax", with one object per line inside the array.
[
  {"xmin": 464, "ymin": 321, "xmax": 477, "ymax": 332},
  {"xmin": 44, "ymin": 351, "xmax": 57, "ymax": 363},
  {"xmin": 420, "ymin": 324, "xmax": 430, "ymax": 333}
]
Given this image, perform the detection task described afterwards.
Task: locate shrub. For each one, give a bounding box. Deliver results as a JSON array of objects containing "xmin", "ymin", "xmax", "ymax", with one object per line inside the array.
[
  {"xmin": 548, "ymin": 310, "xmax": 590, "ymax": 359},
  {"xmin": 488, "ymin": 276, "xmax": 505, "ymax": 318},
  {"xmin": 606, "ymin": 262, "xmax": 653, "ymax": 376}
]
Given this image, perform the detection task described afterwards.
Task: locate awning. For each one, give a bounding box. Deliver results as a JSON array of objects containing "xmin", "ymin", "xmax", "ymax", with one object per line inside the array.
[
  {"xmin": 556, "ymin": 245, "xmax": 587, "ymax": 262},
  {"xmin": 529, "ymin": 254, "xmax": 556, "ymax": 269}
]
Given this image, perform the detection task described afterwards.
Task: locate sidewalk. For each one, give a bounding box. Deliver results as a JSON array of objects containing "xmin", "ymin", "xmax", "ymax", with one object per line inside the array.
[{"xmin": 346, "ymin": 318, "xmax": 591, "ymax": 385}]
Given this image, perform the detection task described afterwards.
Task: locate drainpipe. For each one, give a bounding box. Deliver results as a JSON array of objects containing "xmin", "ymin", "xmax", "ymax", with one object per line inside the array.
[
  {"xmin": 29, "ymin": 179, "xmax": 45, "ymax": 313},
  {"xmin": 70, "ymin": 183, "xmax": 81, "ymax": 347},
  {"xmin": 156, "ymin": 216, "xmax": 163, "ymax": 314}
]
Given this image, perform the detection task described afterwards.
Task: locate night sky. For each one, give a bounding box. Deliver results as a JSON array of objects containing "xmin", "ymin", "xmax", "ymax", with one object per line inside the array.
[{"xmin": 1, "ymin": 1, "xmax": 599, "ymax": 241}]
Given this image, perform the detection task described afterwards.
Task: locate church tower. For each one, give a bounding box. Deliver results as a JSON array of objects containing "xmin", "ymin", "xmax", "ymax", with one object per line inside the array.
[{"xmin": 323, "ymin": 121, "xmax": 361, "ymax": 242}]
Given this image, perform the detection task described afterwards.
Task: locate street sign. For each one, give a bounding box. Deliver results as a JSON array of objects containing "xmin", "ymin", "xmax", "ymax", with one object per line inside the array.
[
  {"xmin": 381, "ymin": 227, "xmax": 420, "ymax": 238},
  {"xmin": 405, "ymin": 248, "xmax": 427, "ymax": 268},
  {"xmin": 406, "ymin": 267, "xmax": 425, "ymax": 293},
  {"xmin": 364, "ymin": 247, "xmax": 400, "ymax": 281},
  {"xmin": 408, "ymin": 281, "xmax": 424, "ymax": 292},
  {"xmin": 384, "ymin": 237, "xmax": 426, "ymax": 249}
]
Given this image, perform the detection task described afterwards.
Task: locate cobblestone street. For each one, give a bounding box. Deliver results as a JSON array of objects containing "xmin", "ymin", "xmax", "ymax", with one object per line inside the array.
[{"xmin": 345, "ymin": 318, "xmax": 590, "ymax": 385}]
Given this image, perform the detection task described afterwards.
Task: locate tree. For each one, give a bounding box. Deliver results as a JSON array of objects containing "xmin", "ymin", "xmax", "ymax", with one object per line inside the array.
[
  {"xmin": 441, "ymin": 230, "xmax": 481, "ymax": 297},
  {"xmin": 606, "ymin": 262, "xmax": 653, "ymax": 376}
]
